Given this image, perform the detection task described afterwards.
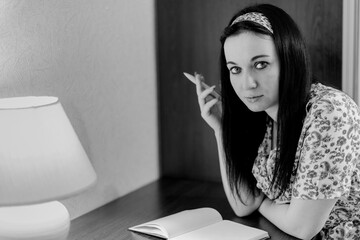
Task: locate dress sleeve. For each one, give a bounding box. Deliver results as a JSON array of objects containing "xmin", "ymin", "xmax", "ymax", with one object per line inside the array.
[{"xmin": 292, "ymin": 94, "xmax": 360, "ymax": 200}]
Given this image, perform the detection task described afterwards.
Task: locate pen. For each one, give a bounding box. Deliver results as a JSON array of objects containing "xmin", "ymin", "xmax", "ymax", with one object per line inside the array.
[{"xmin": 183, "ymin": 72, "xmax": 221, "ymax": 99}]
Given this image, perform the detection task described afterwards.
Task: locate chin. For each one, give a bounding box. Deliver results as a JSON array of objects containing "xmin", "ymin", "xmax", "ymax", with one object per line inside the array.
[{"xmin": 245, "ymin": 104, "xmax": 265, "ymax": 113}]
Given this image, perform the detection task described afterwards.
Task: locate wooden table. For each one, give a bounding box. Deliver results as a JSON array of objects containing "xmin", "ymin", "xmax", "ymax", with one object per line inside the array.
[{"xmin": 68, "ymin": 178, "xmax": 300, "ymax": 240}]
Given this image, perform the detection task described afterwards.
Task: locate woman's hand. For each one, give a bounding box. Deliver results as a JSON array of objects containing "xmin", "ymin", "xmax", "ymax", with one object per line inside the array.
[{"xmin": 194, "ymin": 73, "xmax": 222, "ymax": 133}]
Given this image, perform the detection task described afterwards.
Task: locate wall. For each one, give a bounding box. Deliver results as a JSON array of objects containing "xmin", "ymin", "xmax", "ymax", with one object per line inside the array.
[
  {"xmin": 156, "ymin": 0, "xmax": 342, "ymax": 182},
  {"xmin": 0, "ymin": 0, "xmax": 159, "ymax": 219},
  {"xmin": 342, "ymin": 0, "xmax": 360, "ymax": 104}
]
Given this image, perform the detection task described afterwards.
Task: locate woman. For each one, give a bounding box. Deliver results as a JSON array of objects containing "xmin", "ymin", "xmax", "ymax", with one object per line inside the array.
[{"xmin": 193, "ymin": 4, "xmax": 360, "ymax": 240}]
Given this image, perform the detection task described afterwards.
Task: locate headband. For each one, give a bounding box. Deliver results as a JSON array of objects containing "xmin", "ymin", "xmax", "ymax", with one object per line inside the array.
[{"xmin": 230, "ymin": 12, "xmax": 273, "ymax": 34}]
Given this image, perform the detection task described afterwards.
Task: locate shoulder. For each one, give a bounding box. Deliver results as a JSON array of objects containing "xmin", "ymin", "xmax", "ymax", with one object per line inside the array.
[
  {"xmin": 304, "ymin": 83, "xmax": 360, "ymax": 127},
  {"xmin": 292, "ymin": 83, "xmax": 360, "ymax": 199},
  {"xmin": 308, "ymin": 83, "xmax": 356, "ymax": 108},
  {"xmin": 302, "ymin": 83, "xmax": 360, "ymax": 147}
]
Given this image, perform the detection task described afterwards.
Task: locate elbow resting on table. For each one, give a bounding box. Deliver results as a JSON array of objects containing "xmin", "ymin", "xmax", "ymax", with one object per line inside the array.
[
  {"xmin": 229, "ymin": 193, "xmax": 264, "ymax": 217},
  {"xmin": 231, "ymin": 204, "xmax": 257, "ymax": 217}
]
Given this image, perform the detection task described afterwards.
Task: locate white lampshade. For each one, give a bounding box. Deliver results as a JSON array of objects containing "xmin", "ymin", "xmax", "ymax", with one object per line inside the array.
[{"xmin": 0, "ymin": 96, "xmax": 97, "ymax": 206}]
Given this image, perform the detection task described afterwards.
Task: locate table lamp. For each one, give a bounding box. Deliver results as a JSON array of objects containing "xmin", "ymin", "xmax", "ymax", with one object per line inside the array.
[{"xmin": 0, "ymin": 96, "xmax": 97, "ymax": 240}]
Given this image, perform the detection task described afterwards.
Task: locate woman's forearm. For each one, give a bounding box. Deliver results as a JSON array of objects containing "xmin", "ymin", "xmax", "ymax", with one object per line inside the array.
[
  {"xmin": 259, "ymin": 197, "xmax": 336, "ymax": 239},
  {"xmin": 214, "ymin": 130, "xmax": 264, "ymax": 217},
  {"xmin": 259, "ymin": 198, "xmax": 316, "ymax": 239}
]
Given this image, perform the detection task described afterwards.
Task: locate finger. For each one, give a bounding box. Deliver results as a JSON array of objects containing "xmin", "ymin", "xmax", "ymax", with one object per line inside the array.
[
  {"xmin": 199, "ymin": 86, "xmax": 216, "ymax": 107},
  {"xmin": 201, "ymin": 98, "xmax": 219, "ymax": 117},
  {"xmin": 195, "ymin": 72, "xmax": 205, "ymax": 95},
  {"xmin": 199, "ymin": 85, "xmax": 216, "ymax": 100}
]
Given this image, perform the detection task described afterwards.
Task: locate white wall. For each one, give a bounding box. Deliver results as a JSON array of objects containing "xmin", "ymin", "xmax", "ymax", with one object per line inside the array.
[{"xmin": 0, "ymin": 0, "xmax": 159, "ymax": 219}]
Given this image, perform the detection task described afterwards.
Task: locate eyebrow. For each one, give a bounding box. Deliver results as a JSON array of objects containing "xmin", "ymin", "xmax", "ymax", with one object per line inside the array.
[
  {"xmin": 251, "ymin": 54, "xmax": 270, "ymax": 61},
  {"xmin": 226, "ymin": 54, "xmax": 270, "ymax": 65}
]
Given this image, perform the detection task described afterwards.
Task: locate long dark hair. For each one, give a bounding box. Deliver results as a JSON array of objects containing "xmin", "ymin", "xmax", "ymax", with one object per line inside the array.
[{"xmin": 220, "ymin": 4, "xmax": 312, "ymax": 201}]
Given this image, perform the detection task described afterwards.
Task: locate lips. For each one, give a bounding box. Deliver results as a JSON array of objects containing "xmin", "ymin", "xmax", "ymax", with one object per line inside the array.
[{"xmin": 246, "ymin": 95, "xmax": 263, "ymax": 103}]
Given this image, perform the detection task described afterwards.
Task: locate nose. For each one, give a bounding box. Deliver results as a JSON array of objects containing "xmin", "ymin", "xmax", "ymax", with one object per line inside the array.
[{"xmin": 243, "ymin": 72, "xmax": 257, "ymax": 89}]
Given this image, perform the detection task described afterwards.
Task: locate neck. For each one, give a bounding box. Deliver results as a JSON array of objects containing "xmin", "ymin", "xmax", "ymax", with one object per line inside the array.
[
  {"xmin": 265, "ymin": 105, "xmax": 278, "ymax": 123},
  {"xmin": 272, "ymin": 120, "xmax": 278, "ymax": 149}
]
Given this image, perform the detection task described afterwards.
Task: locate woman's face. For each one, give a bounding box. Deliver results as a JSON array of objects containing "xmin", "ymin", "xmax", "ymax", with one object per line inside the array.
[{"xmin": 224, "ymin": 31, "xmax": 280, "ymax": 121}]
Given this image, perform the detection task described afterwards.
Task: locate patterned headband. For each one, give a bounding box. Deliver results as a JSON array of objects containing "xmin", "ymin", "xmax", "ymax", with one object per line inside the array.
[{"xmin": 230, "ymin": 12, "xmax": 273, "ymax": 34}]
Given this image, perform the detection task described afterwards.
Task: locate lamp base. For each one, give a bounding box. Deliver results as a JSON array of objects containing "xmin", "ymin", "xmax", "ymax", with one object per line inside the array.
[{"xmin": 0, "ymin": 201, "xmax": 70, "ymax": 240}]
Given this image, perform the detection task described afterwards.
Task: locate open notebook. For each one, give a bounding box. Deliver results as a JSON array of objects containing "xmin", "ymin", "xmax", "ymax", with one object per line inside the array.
[{"xmin": 129, "ymin": 207, "xmax": 269, "ymax": 240}]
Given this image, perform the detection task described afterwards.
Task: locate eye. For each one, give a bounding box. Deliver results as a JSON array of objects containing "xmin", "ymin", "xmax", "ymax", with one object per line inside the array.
[
  {"xmin": 229, "ymin": 66, "xmax": 242, "ymax": 74},
  {"xmin": 254, "ymin": 61, "xmax": 269, "ymax": 70}
]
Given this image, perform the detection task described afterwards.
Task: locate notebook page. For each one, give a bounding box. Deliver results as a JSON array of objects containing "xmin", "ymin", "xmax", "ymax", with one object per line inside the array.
[
  {"xmin": 133, "ymin": 208, "xmax": 222, "ymax": 238},
  {"xmin": 171, "ymin": 220, "xmax": 269, "ymax": 240}
]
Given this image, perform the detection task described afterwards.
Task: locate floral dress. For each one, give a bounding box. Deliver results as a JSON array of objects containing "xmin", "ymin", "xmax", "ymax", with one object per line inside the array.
[{"xmin": 252, "ymin": 83, "xmax": 360, "ymax": 239}]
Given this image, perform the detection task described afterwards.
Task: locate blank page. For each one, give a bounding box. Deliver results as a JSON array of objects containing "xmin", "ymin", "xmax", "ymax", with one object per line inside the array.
[
  {"xmin": 171, "ymin": 220, "xmax": 269, "ymax": 240},
  {"xmin": 130, "ymin": 208, "xmax": 222, "ymax": 238}
]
